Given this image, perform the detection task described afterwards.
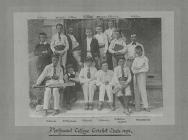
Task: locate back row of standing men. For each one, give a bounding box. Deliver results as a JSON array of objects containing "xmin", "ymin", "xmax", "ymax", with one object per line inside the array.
[{"xmin": 34, "ymin": 20, "xmax": 150, "ymax": 116}]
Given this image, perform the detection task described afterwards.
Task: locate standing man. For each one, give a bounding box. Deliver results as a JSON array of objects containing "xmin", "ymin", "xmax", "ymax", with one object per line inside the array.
[
  {"xmin": 104, "ymin": 20, "xmax": 116, "ymax": 70},
  {"xmin": 66, "ymin": 27, "xmax": 80, "ymax": 70},
  {"xmin": 131, "ymin": 45, "xmax": 150, "ymax": 112},
  {"xmin": 81, "ymin": 27, "xmax": 100, "ymax": 69},
  {"xmin": 108, "ymin": 29, "xmax": 127, "ymax": 68},
  {"xmin": 34, "ymin": 32, "xmax": 53, "ymax": 75},
  {"xmin": 94, "ymin": 25, "xmax": 108, "ymax": 63},
  {"xmin": 51, "ymin": 23, "xmax": 69, "ymax": 70},
  {"xmin": 104, "ymin": 20, "xmax": 116, "ymax": 43},
  {"xmin": 126, "ymin": 34, "xmax": 145, "ymax": 105}
]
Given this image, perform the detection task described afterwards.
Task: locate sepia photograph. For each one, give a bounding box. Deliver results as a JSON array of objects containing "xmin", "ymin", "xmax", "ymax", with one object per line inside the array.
[{"xmin": 14, "ymin": 12, "xmax": 174, "ymax": 126}]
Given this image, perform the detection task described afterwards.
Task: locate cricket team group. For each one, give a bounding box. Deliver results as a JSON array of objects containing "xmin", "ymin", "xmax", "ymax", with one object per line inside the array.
[{"xmin": 33, "ymin": 20, "xmax": 150, "ymax": 116}]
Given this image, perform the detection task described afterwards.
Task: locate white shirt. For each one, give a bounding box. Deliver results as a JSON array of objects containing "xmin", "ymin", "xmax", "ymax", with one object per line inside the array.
[
  {"xmin": 131, "ymin": 56, "xmax": 149, "ymax": 74},
  {"xmin": 51, "ymin": 32, "xmax": 69, "ymax": 53},
  {"xmin": 126, "ymin": 42, "xmax": 144, "ymax": 59},
  {"xmin": 94, "ymin": 33, "xmax": 108, "ymax": 53},
  {"xmin": 86, "ymin": 37, "xmax": 92, "ymax": 57},
  {"xmin": 108, "ymin": 38, "xmax": 127, "ymax": 54},
  {"xmin": 95, "ymin": 70, "xmax": 114, "ymax": 86},
  {"xmin": 36, "ymin": 64, "xmax": 64, "ymax": 85},
  {"xmin": 104, "ymin": 28, "xmax": 116, "ymax": 42},
  {"xmin": 112, "ymin": 65, "xmax": 132, "ymax": 86},
  {"xmin": 68, "ymin": 34, "xmax": 79, "ymax": 49},
  {"xmin": 79, "ymin": 66, "xmax": 97, "ymax": 84}
]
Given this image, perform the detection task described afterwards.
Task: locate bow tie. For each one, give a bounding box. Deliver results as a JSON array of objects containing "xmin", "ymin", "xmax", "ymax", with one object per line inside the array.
[{"xmin": 132, "ymin": 42, "xmax": 136, "ymax": 45}]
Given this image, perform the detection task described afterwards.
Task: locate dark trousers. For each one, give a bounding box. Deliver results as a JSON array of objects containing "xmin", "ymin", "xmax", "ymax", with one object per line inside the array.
[
  {"xmin": 64, "ymin": 86, "xmax": 77, "ymax": 105},
  {"xmin": 106, "ymin": 50, "xmax": 113, "ymax": 70}
]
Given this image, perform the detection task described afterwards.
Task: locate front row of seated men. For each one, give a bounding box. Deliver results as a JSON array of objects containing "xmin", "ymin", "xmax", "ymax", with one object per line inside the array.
[{"xmin": 34, "ymin": 44, "xmax": 149, "ymax": 117}]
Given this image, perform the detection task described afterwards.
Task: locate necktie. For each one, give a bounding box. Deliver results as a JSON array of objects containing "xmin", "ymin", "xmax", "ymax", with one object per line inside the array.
[
  {"xmin": 53, "ymin": 66, "xmax": 56, "ymax": 77},
  {"xmin": 132, "ymin": 42, "xmax": 136, "ymax": 45},
  {"xmin": 121, "ymin": 66, "xmax": 125, "ymax": 77},
  {"xmin": 121, "ymin": 66, "xmax": 126, "ymax": 95},
  {"xmin": 58, "ymin": 32, "xmax": 61, "ymax": 41},
  {"xmin": 87, "ymin": 68, "xmax": 91, "ymax": 79}
]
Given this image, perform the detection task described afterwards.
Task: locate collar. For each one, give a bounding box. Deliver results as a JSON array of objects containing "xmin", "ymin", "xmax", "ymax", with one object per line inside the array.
[
  {"xmin": 67, "ymin": 71, "xmax": 75, "ymax": 75},
  {"xmin": 40, "ymin": 41, "xmax": 47, "ymax": 45},
  {"xmin": 108, "ymin": 27, "xmax": 114, "ymax": 30},
  {"xmin": 102, "ymin": 70, "xmax": 109, "ymax": 73},
  {"xmin": 114, "ymin": 38, "xmax": 122, "ymax": 41},
  {"xmin": 57, "ymin": 32, "xmax": 64, "ymax": 35},
  {"xmin": 96, "ymin": 32, "xmax": 103, "ymax": 35},
  {"xmin": 50, "ymin": 63, "xmax": 60, "ymax": 68},
  {"xmin": 136, "ymin": 55, "xmax": 145, "ymax": 58},
  {"xmin": 119, "ymin": 64, "xmax": 127, "ymax": 68},
  {"xmin": 87, "ymin": 37, "xmax": 92, "ymax": 39},
  {"xmin": 131, "ymin": 41, "xmax": 137, "ymax": 44}
]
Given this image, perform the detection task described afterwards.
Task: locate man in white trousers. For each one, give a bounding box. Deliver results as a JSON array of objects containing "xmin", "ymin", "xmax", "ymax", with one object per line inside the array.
[
  {"xmin": 79, "ymin": 57, "xmax": 97, "ymax": 110},
  {"xmin": 126, "ymin": 33, "xmax": 145, "ymax": 105},
  {"xmin": 95, "ymin": 61, "xmax": 114, "ymax": 111},
  {"xmin": 131, "ymin": 45, "xmax": 150, "ymax": 112},
  {"xmin": 34, "ymin": 54, "xmax": 64, "ymax": 116}
]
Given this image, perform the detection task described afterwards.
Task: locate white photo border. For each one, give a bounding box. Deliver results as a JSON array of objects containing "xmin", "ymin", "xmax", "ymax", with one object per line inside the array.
[{"xmin": 14, "ymin": 11, "xmax": 174, "ymax": 126}]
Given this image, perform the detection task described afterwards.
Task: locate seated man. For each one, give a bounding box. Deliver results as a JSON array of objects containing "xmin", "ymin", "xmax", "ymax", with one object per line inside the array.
[
  {"xmin": 33, "ymin": 54, "xmax": 64, "ymax": 116},
  {"xmin": 63, "ymin": 64, "xmax": 79, "ymax": 110},
  {"xmin": 79, "ymin": 57, "xmax": 97, "ymax": 110},
  {"xmin": 95, "ymin": 61, "xmax": 114, "ymax": 111},
  {"xmin": 112, "ymin": 57, "xmax": 132, "ymax": 115}
]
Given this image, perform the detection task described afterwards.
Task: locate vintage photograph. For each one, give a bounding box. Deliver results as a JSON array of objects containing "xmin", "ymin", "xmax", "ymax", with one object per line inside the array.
[
  {"xmin": 14, "ymin": 12, "xmax": 174, "ymax": 125},
  {"xmin": 28, "ymin": 17, "xmax": 162, "ymax": 117}
]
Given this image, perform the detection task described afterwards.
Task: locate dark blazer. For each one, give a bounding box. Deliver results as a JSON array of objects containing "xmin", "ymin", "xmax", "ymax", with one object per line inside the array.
[
  {"xmin": 34, "ymin": 43, "xmax": 53, "ymax": 74},
  {"xmin": 66, "ymin": 34, "xmax": 73, "ymax": 52},
  {"xmin": 66, "ymin": 34, "xmax": 79, "ymax": 69},
  {"xmin": 34, "ymin": 43, "xmax": 52, "ymax": 60},
  {"xmin": 81, "ymin": 37, "xmax": 100, "ymax": 63}
]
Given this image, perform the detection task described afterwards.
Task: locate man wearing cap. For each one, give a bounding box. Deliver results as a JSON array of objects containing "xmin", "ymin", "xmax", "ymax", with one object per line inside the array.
[{"xmin": 51, "ymin": 23, "xmax": 69, "ymax": 69}]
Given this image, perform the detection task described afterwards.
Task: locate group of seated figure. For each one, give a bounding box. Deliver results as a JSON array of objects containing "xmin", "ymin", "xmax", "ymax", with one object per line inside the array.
[{"xmin": 33, "ymin": 20, "xmax": 150, "ymax": 116}]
